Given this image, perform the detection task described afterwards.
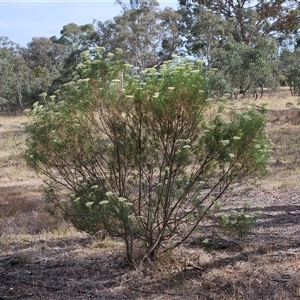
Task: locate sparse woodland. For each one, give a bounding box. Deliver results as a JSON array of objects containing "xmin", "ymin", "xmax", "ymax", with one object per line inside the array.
[
  {"xmin": 0, "ymin": 0, "xmax": 300, "ymax": 112},
  {"xmin": 1, "ymin": 0, "xmax": 300, "ymax": 299}
]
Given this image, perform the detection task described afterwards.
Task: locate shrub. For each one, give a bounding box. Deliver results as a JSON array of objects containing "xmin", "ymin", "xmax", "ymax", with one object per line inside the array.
[
  {"xmin": 216, "ymin": 202, "xmax": 260, "ymax": 238},
  {"xmin": 24, "ymin": 48, "xmax": 271, "ymax": 266}
]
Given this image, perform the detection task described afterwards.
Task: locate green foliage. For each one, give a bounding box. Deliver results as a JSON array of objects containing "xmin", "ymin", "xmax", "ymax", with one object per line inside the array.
[
  {"xmin": 178, "ymin": 1, "xmax": 297, "ymax": 97},
  {"xmin": 211, "ymin": 38, "xmax": 280, "ymax": 97},
  {"xmin": 178, "ymin": 4, "xmax": 226, "ymax": 65},
  {"xmin": 281, "ymin": 48, "xmax": 300, "ymax": 96},
  {"xmin": 180, "ymin": 0, "xmax": 300, "ymax": 47},
  {"xmin": 48, "ymin": 23, "xmax": 100, "ymax": 92},
  {"xmin": 24, "ymin": 48, "xmax": 271, "ymax": 266},
  {"xmin": 96, "ymin": 0, "xmax": 180, "ymax": 70},
  {"xmin": 0, "ymin": 37, "xmax": 34, "ymax": 110},
  {"xmin": 217, "ymin": 203, "xmax": 260, "ymax": 238},
  {"xmin": 21, "ymin": 37, "xmax": 67, "ymax": 95}
]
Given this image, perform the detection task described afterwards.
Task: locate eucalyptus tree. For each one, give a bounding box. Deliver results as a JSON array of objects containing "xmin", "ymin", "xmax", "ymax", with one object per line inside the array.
[
  {"xmin": 180, "ymin": 0, "xmax": 300, "ymax": 45},
  {"xmin": 49, "ymin": 23, "xmax": 100, "ymax": 89},
  {"xmin": 96, "ymin": 0, "xmax": 181, "ymax": 71},
  {"xmin": 280, "ymin": 48, "xmax": 300, "ymax": 96},
  {"xmin": 178, "ymin": 0, "xmax": 293, "ymax": 97},
  {"xmin": 51, "ymin": 23, "xmax": 99, "ymax": 52},
  {"xmin": 211, "ymin": 37, "xmax": 280, "ymax": 98},
  {"xmin": 178, "ymin": 5, "xmax": 226, "ymax": 67},
  {"xmin": 0, "ymin": 37, "xmax": 34, "ymax": 110},
  {"xmin": 20, "ymin": 37, "xmax": 67, "ymax": 95}
]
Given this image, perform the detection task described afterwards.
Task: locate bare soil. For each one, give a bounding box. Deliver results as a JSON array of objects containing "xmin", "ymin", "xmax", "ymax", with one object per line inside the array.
[{"xmin": 1, "ymin": 102, "xmax": 300, "ymax": 299}]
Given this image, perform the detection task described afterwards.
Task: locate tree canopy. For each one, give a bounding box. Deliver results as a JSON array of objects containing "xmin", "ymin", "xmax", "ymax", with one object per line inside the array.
[
  {"xmin": 0, "ymin": 37, "xmax": 34, "ymax": 110},
  {"xmin": 97, "ymin": 0, "xmax": 181, "ymax": 71}
]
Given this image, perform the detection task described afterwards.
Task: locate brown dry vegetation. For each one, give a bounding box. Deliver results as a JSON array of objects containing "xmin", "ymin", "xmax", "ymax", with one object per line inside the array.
[{"xmin": 1, "ymin": 89, "xmax": 300, "ymax": 299}]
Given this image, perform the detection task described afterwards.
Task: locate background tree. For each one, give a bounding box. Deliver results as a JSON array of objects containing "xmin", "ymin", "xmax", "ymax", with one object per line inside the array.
[
  {"xmin": 182, "ymin": 0, "xmax": 300, "ymax": 45},
  {"xmin": 20, "ymin": 37, "xmax": 67, "ymax": 99},
  {"xmin": 178, "ymin": 5, "xmax": 226, "ymax": 67},
  {"xmin": 0, "ymin": 37, "xmax": 34, "ymax": 111},
  {"xmin": 49, "ymin": 23, "xmax": 100, "ymax": 90},
  {"xmin": 25, "ymin": 48, "xmax": 271, "ymax": 266},
  {"xmin": 211, "ymin": 37, "xmax": 280, "ymax": 98},
  {"xmin": 97, "ymin": 0, "xmax": 181, "ymax": 71},
  {"xmin": 280, "ymin": 48, "xmax": 300, "ymax": 96},
  {"xmin": 51, "ymin": 22, "xmax": 99, "ymax": 51},
  {"xmin": 178, "ymin": 0, "xmax": 290, "ymax": 97}
]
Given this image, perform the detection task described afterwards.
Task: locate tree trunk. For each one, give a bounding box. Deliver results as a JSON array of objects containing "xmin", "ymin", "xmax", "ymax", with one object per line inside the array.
[
  {"xmin": 125, "ymin": 234, "xmax": 135, "ymax": 267},
  {"xmin": 16, "ymin": 83, "xmax": 23, "ymax": 111}
]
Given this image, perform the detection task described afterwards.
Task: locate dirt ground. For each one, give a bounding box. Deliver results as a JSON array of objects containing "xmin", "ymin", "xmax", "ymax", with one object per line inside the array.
[
  {"xmin": 1, "ymin": 104, "xmax": 300, "ymax": 299},
  {"xmin": 2, "ymin": 183, "xmax": 300, "ymax": 299}
]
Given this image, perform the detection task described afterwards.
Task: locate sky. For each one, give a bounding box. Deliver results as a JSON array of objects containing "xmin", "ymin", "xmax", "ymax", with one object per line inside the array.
[{"xmin": 0, "ymin": 1, "xmax": 179, "ymax": 47}]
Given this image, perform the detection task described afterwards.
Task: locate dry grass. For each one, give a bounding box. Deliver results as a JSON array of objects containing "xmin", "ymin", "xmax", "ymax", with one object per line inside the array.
[
  {"xmin": 258, "ymin": 87, "xmax": 300, "ymax": 110},
  {"xmin": 0, "ymin": 115, "xmax": 70, "ymax": 237},
  {"xmin": 234, "ymin": 86, "xmax": 300, "ymax": 110},
  {"xmin": 1, "ymin": 89, "xmax": 300, "ymax": 299},
  {"xmin": 0, "ymin": 115, "xmax": 38, "ymax": 184}
]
